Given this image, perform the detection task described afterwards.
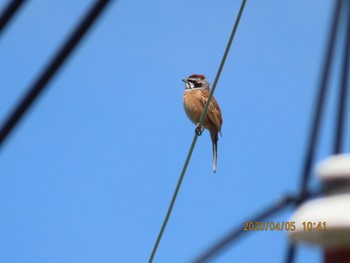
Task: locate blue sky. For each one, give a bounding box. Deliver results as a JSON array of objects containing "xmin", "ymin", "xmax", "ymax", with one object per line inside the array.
[{"xmin": 0, "ymin": 0, "xmax": 342, "ymax": 262}]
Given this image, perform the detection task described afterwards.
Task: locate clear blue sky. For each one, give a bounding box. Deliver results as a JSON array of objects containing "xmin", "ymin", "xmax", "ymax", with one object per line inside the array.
[{"xmin": 0, "ymin": 0, "xmax": 341, "ymax": 262}]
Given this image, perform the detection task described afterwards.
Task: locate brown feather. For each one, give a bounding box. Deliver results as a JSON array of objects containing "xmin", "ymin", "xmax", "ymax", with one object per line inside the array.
[{"xmin": 183, "ymin": 89, "xmax": 223, "ymax": 172}]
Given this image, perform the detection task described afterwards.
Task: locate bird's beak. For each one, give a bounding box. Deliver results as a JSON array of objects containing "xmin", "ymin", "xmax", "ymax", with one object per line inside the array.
[{"xmin": 182, "ymin": 78, "xmax": 188, "ymax": 83}]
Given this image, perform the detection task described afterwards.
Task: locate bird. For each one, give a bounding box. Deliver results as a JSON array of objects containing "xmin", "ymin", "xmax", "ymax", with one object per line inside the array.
[{"xmin": 182, "ymin": 74, "xmax": 223, "ymax": 173}]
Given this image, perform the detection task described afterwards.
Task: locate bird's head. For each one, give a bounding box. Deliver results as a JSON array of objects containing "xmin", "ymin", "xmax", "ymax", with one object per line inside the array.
[{"xmin": 182, "ymin": 74, "xmax": 210, "ymax": 90}]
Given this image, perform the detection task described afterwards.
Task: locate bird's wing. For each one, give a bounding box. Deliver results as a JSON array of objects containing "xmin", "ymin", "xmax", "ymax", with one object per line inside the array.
[{"xmin": 200, "ymin": 90, "xmax": 223, "ymax": 133}]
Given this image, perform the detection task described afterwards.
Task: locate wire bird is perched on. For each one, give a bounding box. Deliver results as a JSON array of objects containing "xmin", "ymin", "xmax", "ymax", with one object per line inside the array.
[{"xmin": 182, "ymin": 74, "xmax": 223, "ymax": 173}]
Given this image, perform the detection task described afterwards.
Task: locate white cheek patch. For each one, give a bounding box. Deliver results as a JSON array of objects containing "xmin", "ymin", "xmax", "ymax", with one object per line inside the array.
[{"xmin": 185, "ymin": 82, "xmax": 195, "ymax": 89}]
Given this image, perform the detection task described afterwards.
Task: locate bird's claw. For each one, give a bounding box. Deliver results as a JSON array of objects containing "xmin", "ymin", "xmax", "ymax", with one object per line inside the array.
[{"xmin": 195, "ymin": 124, "xmax": 204, "ymax": 136}]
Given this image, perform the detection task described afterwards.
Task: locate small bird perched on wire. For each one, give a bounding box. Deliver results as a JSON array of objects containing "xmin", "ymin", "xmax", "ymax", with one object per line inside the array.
[{"xmin": 182, "ymin": 74, "xmax": 223, "ymax": 173}]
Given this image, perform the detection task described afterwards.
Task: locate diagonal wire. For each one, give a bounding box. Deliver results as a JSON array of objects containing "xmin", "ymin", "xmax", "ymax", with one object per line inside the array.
[
  {"xmin": 198, "ymin": 0, "xmax": 246, "ymax": 129},
  {"xmin": 298, "ymin": 0, "xmax": 342, "ymax": 200},
  {"xmin": 192, "ymin": 184, "xmax": 329, "ymax": 263},
  {"xmin": 148, "ymin": 1, "xmax": 247, "ymax": 262},
  {"xmin": 285, "ymin": 243, "xmax": 297, "ymax": 263},
  {"xmin": 0, "ymin": 0, "xmax": 25, "ymax": 37},
  {"xmin": 191, "ymin": 1, "xmax": 343, "ymax": 263},
  {"xmin": 0, "ymin": 0, "xmax": 111, "ymax": 148},
  {"xmin": 193, "ymin": 186, "xmax": 327, "ymax": 263},
  {"xmin": 193, "ymin": 195, "xmax": 298, "ymax": 263},
  {"xmin": 286, "ymin": 1, "xmax": 343, "ymax": 262},
  {"xmin": 333, "ymin": 0, "xmax": 350, "ymax": 155}
]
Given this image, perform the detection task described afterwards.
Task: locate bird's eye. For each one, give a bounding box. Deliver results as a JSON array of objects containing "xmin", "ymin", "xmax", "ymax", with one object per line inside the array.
[{"xmin": 188, "ymin": 79, "xmax": 202, "ymax": 88}]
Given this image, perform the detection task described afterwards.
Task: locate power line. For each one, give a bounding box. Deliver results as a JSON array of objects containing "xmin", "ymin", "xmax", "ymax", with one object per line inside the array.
[
  {"xmin": 298, "ymin": 0, "xmax": 342, "ymax": 200},
  {"xmin": 148, "ymin": 1, "xmax": 247, "ymax": 262},
  {"xmin": 0, "ymin": 0, "xmax": 112, "ymax": 148},
  {"xmin": 333, "ymin": 0, "xmax": 350, "ymax": 155},
  {"xmin": 286, "ymin": 1, "xmax": 343, "ymax": 261},
  {"xmin": 191, "ymin": 1, "xmax": 348, "ymax": 262},
  {"xmin": 198, "ymin": 0, "xmax": 247, "ymax": 129},
  {"xmin": 193, "ymin": 186, "xmax": 326, "ymax": 263},
  {"xmin": 193, "ymin": 195, "xmax": 299, "ymax": 263},
  {"xmin": 0, "ymin": 0, "xmax": 25, "ymax": 37},
  {"xmin": 285, "ymin": 244, "xmax": 296, "ymax": 263}
]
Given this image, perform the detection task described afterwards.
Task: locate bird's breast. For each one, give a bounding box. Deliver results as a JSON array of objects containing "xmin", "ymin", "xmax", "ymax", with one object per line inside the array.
[{"xmin": 183, "ymin": 90, "xmax": 205, "ymax": 124}]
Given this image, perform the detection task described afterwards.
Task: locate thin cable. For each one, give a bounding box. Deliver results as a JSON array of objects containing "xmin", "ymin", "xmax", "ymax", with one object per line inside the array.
[
  {"xmin": 148, "ymin": 1, "xmax": 247, "ymax": 262},
  {"xmin": 299, "ymin": 0, "xmax": 342, "ymax": 202},
  {"xmin": 0, "ymin": 0, "xmax": 25, "ymax": 36},
  {"xmin": 333, "ymin": 1, "xmax": 350, "ymax": 154},
  {"xmin": 0, "ymin": 0, "xmax": 111, "ymax": 148},
  {"xmin": 148, "ymin": 136, "xmax": 199, "ymax": 263},
  {"xmin": 192, "ymin": 1, "xmax": 342, "ymax": 262},
  {"xmin": 193, "ymin": 195, "xmax": 298, "ymax": 263},
  {"xmin": 192, "ymin": 184, "xmax": 326, "ymax": 263},
  {"xmin": 198, "ymin": 0, "xmax": 246, "ymax": 129},
  {"xmin": 286, "ymin": 1, "xmax": 343, "ymax": 261},
  {"xmin": 285, "ymin": 243, "xmax": 296, "ymax": 263}
]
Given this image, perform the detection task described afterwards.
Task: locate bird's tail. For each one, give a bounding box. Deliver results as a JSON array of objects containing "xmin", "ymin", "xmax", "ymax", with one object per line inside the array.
[{"xmin": 211, "ymin": 132, "xmax": 218, "ymax": 173}]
